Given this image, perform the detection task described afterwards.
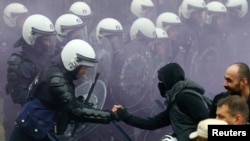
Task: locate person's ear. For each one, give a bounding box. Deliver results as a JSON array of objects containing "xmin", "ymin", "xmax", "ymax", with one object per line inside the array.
[
  {"xmin": 234, "ymin": 114, "xmax": 243, "ymax": 125},
  {"xmin": 241, "ymin": 77, "xmax": 248, "ymax": 87}
]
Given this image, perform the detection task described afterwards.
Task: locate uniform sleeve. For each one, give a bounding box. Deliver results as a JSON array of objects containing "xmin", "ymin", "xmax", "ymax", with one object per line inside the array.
[
  {"xmin": 176, "ymin": 92, "xmax": 209, "ymax": 122},
  {"xmin": 48, "ymin": 71, "xmax": 115, "ymax": 123},
  {"xmin": 6, "ymin": 58, "xmax": 37, "ymax": 105}
]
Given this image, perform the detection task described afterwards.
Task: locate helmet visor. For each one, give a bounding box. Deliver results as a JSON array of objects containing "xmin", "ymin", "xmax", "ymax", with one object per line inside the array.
[
  {"xmin": 68, "ymin": 27, "xmax": 88, "ymax": 41},
  {"xmin": 75, "ymin": 65, "xmax": 98, "ymax": 85},
  {"xmin": 35, "ymin": 35, "xmax": 57, "ymax": 55},
  {"xmin": 227, "ymin": 5, "xmax": 242, "ymax": 17}
]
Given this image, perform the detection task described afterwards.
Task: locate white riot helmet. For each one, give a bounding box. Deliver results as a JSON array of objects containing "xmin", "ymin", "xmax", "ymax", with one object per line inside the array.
[
  {"xmin": 225, "ymin": 0, "xmax": 248, "ymax": 18},
  {"xmin": 155, "ymin": 27, "xmax": 168, "ymax": 43},
  {"xmin": 96, "ymin": 18, "xmax": 123, "ymax": 43},
  {"xmin": 156, "ymin": 12, "xmax": 182, "ymax": 32},
  {"xmin": 179, "ymin": 0, "xmax": 207, "ymax": 19},
  {"xmin": 22, "ymin": 14, "xmax": 56, "ymax": 45},
  {"xmin": 3, "ymin": 3, "xmax": 29, "ymax": 27},
  {"xmin": 130, "ymin": 18, "xmax": 156, "ymax": 41},
  {"xmin": 130, "ymin": 0, "xmax": 154, "ymax": 18},
  {"xmin": 205, "ymin": 1, "xmax": 227, "ymax": 24},
  {"xmin": 159, "ymin": 135, "xmax": 178, "ymax": 141},
  {"xmin": 69, "ymin": 1, "xmax": 92, "ymax": 19},
  {"xmin": 155, "ymin": 28, "xmax": 168, "ymax": 39},
  {"xmin": 55, "ymin": 14, "xmax": 84, "ymax": 42},
  {"xmin": 61, "ymin": 39, "xmax": 98, "ymax": 71}
]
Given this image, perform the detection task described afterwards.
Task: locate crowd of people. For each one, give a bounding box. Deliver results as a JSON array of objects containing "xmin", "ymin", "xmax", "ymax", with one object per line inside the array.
[{"xmin": 0, "ymin": 0, "xmax": 250, "ymax": 141}]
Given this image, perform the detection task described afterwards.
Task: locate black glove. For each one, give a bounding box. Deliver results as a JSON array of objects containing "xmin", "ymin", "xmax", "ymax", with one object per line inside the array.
[
  {"xmin": 114, "ymin": 107, "xmax": 130, "ymax": 121},
  {"xmin": 158, "ymin": 82, "xmax": 166, "ymax": 98},
  {"xmin": 110, "ymin": 111, "xmax": 120, "ymax": 121}
]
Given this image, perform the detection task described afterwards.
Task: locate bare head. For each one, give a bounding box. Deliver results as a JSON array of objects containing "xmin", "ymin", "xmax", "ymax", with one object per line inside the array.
[
  {"xmin": 223, "ymin": 62, "xmax": 250, "ymax": 97},
  {"xmin": 216, "ymin": 95, "xmax": 249, "ymax": 125}
]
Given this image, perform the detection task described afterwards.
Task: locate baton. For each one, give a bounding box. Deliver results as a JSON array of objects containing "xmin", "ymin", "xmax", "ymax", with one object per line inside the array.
[{"xmin": 85, "ymin": 72, "xmax": 99, "ymax": 104}]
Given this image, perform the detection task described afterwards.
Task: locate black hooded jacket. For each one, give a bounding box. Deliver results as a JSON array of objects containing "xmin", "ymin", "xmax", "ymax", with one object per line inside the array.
[
  {"xmin": 159, "ymin": 63, "xmax": 209, "ymax": 141},
  {"xmin": 120, "ymin": 63, "xmax": 209, "ymax": 141}
]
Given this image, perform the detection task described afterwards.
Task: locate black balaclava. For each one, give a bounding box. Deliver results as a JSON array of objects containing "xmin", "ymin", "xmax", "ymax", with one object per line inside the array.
[{"xmin": 157, "ymin": 63, "xmax": 185, "ymax": 91}]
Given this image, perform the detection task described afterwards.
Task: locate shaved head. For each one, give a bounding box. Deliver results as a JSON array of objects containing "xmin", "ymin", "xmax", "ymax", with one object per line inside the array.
[{"xmin": 224, "ymin": 62, "xmax": 250, "ymax": 95}]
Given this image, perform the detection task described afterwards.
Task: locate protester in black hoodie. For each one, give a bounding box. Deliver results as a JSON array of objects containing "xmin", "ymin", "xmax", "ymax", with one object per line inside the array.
[{"xmin": 112, "ymin": 62, "xmax": 209, "ymax": 141}]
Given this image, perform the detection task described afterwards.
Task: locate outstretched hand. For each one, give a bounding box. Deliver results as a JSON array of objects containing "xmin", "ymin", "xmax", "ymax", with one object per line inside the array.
[
  {"xmin": 112, "ymin": 105, "xmax": 123, "ymax": 112},
  {"xmin": 111, "ymin": 105, "xmax": 130, "ymax": 121}
]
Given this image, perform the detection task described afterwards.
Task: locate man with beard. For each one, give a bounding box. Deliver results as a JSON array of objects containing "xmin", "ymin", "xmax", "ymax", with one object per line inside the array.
[{"xmin": 209, "ymin": 62, "xmax": 250, "ymax": 123}]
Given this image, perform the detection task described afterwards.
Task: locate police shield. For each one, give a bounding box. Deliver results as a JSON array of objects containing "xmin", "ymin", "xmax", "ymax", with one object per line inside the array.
[
  {"xmin": 109, "ymin": 43, "xmax": 153, "ymax": 108},
  {"xmin": 94, "ymin": 38, "xmax": 113, "ymax": 84},
  {"xmin": 59, "ymin": 79, "xmax": 107, "ymax": 140},
  {"xmin": 190, "ymin": 47, "xmax": 220, "ymax": 78},
  {"xmin": 149, "ymin": 62, "xmax": 167, "ymax": 100},
  {"xmin": 75, "ymin": 79, "xmax": 107, "ymax": 109},
  {"xmin": 189, "ymin": 47, "xmax": 220, "ymax": 92}
]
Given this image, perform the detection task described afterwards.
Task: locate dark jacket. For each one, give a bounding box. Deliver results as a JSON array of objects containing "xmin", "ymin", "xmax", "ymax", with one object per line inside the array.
[
  {"xmin": 10, "ymin": 53, "xmax": 116, "ymax": 141},
  {"xmin": 209, "ymin": 92, "xmax": 228, "ymax": 118},
  {"xmin": 210, "ymin": 92, "xmax": 250, "ymax": 123},
  {"xmin": 166, "ymin": 78, "xmax": 209, "ymax": 141},
  {"xmin": 119, "ymin": 63, "xmax": 209, "ymax": 141},
  {"xmin": 32, "ymin": 55, "xmax": 114, "ymax": 122},
  {"xmin": 6, "ymin": 40, "xmax": 50, "ymax": 106}
]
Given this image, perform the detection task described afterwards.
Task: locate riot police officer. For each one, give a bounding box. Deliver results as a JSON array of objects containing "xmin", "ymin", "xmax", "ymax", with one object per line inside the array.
[
  {"xmin": 224, "ymin": 0, "xmax": 250, "ymax": 63},
  {"xmin": 6, "ymin": 14, "xmax": 56, "ymax": 106},
  {"xmin": 93, "ymin": 18, "xmax": 124, "ymax": 85},
  {"xmin": 69, "ymin": 1, "xmax": 93, "ymax": 40},
  {"xmin": 10, "ymin": 39, "xmax": 118, "ymax": 141},
  {"xmin": 123, "ymin": 0, "xmax": 155, "ymax": 43},
  {"xmin": 178, "ymin": 0, "xmax": 207, "ymax": 73},
  {"xmin": 195, "ymin": 1, "xmax": 228, "ymax": 94},
  {"xmin": 54, "ymin": 13, "xmax": 86, "ymax": 54},
  {"xmin": 155, "ymin": 12, "xmax": 182, "ymax": 64},
  {"xmin": 110, "ymin": 17, "xmax": 156, "ymax": 108},
  {"xmin": 5, "ymin": 15, "xmax": 56, "ymax": 138}
]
